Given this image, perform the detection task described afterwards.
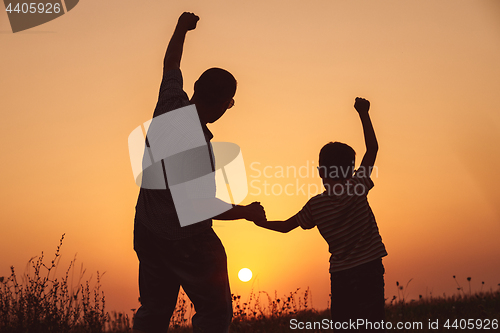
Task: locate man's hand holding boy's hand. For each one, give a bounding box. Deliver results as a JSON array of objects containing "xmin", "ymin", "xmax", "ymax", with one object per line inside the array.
[
  {"xmin": 354, "ymin": 97, "xmax": 370, "ymax": 114},
  {"xmin": 244, "ymin": 202, "xmax": 267, "ymax": 222},
  {"xmin": 176, "ymin": 12, "xmax": 199, "ymax": 32}
]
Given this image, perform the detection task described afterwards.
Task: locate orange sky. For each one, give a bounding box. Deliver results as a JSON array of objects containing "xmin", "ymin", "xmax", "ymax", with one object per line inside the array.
[{"xmin": 1, "ymin": 0, "xmax": 500, "ymax": 315}]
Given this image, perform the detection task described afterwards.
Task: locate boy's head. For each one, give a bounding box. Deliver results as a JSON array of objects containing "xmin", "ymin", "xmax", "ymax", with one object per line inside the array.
[
  {"xmin": 193, "ymin": 68, "xmax": 237, "ymax": 123},
  {"xmin": 318, "ymin": 142, "xmax": 356, "ymax": 180}
]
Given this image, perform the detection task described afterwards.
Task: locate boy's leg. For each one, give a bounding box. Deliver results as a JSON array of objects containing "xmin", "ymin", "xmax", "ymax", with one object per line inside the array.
[
  {"xmin": 133, "ymin": 222, "xmax": 181, "ymax": 333},
  {"xmin": 331, "ymin": 259, "xmax": 386, "ymax": 333},
  {"xmin": 331, "ymin": 269, "xmax": 358, "ymax": 332},
  {"xmin": 355, "ymin": 259, "xmax": 386, "ymax": 332}
]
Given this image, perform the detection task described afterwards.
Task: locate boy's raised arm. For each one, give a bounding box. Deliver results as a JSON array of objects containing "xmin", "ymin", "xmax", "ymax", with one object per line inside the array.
[
  {"xmin": 163, "ymin": 12, "xmax": 199, "ymax": 72},
  {"xmin": 354, "ymin": 97, "xmax": 378, "ymax": 176}
]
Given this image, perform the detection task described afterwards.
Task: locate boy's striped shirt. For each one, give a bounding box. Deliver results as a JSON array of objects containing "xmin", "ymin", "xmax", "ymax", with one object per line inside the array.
[{"xmin": 295, "ymin": 173, "xmax": 387, "ymax": 272}]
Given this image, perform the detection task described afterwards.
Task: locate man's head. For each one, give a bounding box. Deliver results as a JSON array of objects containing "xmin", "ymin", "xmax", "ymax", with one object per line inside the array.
[
  {"xmin": 192, "ymin": 68, "xmax": 237, "ymax": 123},
  {"xmin": 318, "ymin": 142, "xmax": 356, "ymax": 180}
]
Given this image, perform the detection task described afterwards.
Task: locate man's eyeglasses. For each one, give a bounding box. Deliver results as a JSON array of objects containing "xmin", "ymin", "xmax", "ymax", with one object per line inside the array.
[{"xmin": 227, "ymin": 99, "xmax": 235, "ymax": 109}]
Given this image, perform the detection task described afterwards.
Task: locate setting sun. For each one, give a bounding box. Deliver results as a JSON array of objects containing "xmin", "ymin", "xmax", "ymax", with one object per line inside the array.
[{"xmin": 238, "ymin": 268, "xmax": 253, "ymax": 282}]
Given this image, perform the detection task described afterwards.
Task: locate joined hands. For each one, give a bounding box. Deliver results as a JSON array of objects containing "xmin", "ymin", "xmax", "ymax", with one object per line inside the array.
[{"xmin": 244, "ymin": 202, "xmax": 267, "ymax": 223}]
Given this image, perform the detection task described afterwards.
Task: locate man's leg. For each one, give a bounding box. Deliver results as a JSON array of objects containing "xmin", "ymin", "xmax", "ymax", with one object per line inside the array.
[
  {"xmin": 133, "ymin": 222, "xmax": 180, "ymax": 333},
  {"xmin": 171, "ymin": 229, "xmax": 232, "ymax": 333}
]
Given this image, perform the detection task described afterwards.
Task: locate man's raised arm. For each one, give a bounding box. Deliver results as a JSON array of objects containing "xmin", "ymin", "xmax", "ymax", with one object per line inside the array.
[
  {"xmin": 355, "ymin": 97, "xmax": 378, "ymax": 176},
  {"xmin": 163, "ymin": 12, "xmax": 199, "ymax": 72}
]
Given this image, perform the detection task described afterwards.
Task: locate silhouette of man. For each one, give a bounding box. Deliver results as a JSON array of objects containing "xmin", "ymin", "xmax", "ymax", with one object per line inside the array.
[{"xmin": 132, "ymin": 12, "xmax": 266, "ymax": 333}]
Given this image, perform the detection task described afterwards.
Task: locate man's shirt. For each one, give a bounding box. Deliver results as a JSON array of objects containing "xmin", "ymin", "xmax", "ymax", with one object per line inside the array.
[{"xmin": 135, "ymin": 69, "xmax": 213, "ymax": 240}]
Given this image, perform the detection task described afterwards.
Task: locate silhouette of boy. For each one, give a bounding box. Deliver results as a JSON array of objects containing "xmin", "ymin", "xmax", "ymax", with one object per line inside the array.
[
  {"xmin": 133, "ymin": 12, "xmax": 266, "ymax": 333},
  {"xmin": 255, "ymin": 98, "xmax": 387, "ymax": 332}
]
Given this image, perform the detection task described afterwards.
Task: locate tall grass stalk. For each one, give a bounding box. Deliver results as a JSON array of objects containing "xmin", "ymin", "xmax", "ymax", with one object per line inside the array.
[{"xmin": 0, "ymin": 234, "xmax": 107, "ymax": 333}]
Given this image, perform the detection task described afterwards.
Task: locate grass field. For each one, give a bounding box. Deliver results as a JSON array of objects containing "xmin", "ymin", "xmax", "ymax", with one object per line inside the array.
[
  {"xmin": 1, "ymin": 237, "xmax": 499, "ymax": 332},
  {"xmin": 154, "ymin": 287, "xmax": 500, "ymax": 333}
]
